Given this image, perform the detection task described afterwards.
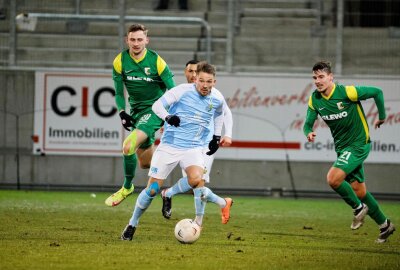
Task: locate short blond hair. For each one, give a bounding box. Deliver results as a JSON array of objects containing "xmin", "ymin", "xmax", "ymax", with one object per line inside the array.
[
  {"xmin": 196, "ymin": 61, "xmax": 216, "ymax": 77},
  {"xmin": 127, "ymin": 24, "xmax": 148, "ymax": 36}
]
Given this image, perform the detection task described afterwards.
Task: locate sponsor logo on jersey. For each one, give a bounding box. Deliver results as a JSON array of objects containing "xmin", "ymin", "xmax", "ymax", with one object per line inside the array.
[
  {"xmin": 144, "ymin": 67, "xmax": 151, "ymax": 75},
  {"xmin": 321, "ymin": 111, "xmax": 348, "ymax": 121},
  {"xmin": 126, "ymin": 76, "xmax": 154, "ymax": 82},
  {"xmin": 337, "ymin": 102, "xmax": 345, "ymax": 110}
]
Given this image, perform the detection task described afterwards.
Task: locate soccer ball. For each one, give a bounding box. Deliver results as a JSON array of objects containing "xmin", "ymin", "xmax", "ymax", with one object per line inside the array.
[{"xmin": 174, "ymin": 219, "xmax": 201, "ymax": 244}]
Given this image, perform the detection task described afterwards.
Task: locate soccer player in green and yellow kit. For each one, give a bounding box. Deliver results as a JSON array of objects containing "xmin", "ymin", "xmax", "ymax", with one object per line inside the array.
[
  {"xmin": 303, "ymin": 61, "xmax": 395, "ymax": 243},
  {"xmin": 105, "ymin": 24, "xmax": 175, "ymax": 207}
]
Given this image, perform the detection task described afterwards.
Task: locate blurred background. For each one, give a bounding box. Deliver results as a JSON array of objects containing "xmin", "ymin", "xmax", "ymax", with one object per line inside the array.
[{"xmin": 0, "ymin": 0, "xmax": 399, "ymax": 199}]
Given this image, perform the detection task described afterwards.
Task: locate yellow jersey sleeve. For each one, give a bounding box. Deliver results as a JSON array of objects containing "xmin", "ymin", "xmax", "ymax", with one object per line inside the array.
[
  {"xmin": 113, "ymin": 53, "xmax": 122, "ymax": 74},
  {"xmin": 345, "ymin": 85, "xmax": 358, "ymax": 102},
  {"xmin": 156, "ymin": 55, "xmax": 167, "ymax": 75},
  {"xmin": 308, "ymin": 95, "xmax": 315, "ymax": 110}
]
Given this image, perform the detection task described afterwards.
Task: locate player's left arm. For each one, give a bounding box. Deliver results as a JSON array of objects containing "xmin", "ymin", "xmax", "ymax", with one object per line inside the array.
[
  {"xmin": 206, "ymin": 101, "xmax": 224, "ymax": 155},
  {"xmin": 221, "ymin": 100, "xmax": 233, "ymax": 147},
  {"xmin": 213, "ymin": 91, "xmax": 226, "ymax": 137},
  {"xmin": 346, "ymin": 85, "xmax": 386, "ymax": 128},
  {"xmin": 157, "ymin": 55, "xmax": 176, "ymax": 89}
]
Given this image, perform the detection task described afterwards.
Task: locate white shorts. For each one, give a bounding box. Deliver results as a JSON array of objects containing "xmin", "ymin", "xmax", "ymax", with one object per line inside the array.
[
  {"xmin": 149, "ymin": 144, "xmax": 205, "ymax": 180},
  {"xmin": 181, "ymin": 148, "xmax": 215, "ymax": 183}
]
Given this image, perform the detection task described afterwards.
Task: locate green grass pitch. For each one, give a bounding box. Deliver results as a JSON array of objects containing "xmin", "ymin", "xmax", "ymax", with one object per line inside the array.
[{"xmin": 0, "ymin": 190, "xmax": 399, "ymax": 270}]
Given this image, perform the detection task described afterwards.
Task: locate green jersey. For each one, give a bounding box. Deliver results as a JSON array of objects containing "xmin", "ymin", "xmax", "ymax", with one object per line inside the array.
[
  {"xmin": 303, "ymin": 84, "xmax": 386, "ymax": 151},
  {"xmin": 112, "ymin": 49, "xmax": 175, "ymax": 117}
]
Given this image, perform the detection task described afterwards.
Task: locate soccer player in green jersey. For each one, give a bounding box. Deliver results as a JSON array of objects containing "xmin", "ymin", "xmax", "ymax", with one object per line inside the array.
[
  {"xmin": 105, "ymin": 23, "xmax": 175, "ymax": 207},
  {"xmin": 303, "ymin": 61, "xmax": 395, "ymax": 243}
]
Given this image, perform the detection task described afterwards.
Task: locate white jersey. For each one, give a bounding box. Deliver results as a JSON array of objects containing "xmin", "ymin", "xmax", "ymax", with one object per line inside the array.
[{"xmin": 152, "ymin": 83, "xmax": 225, "ymax": 149}]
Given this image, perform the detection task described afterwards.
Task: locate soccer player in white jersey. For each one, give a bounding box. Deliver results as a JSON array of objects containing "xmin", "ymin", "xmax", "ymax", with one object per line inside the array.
[
  {"xmin": 160, "ymin": 60, "xmax": 233, "ymax": 224},
  {"xmin": 121, "ymin": 62, "xmax": 233, "ymax": 240}
]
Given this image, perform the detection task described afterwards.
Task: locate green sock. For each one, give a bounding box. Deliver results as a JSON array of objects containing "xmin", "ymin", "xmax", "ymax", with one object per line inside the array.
[
  {"xmin": 123, "ymin": 154, "xmax": 137, "ymax": 189},
  {"xmin": 334, "ymin": 181, "xmax": 361, "ymax": 209},
  {"xmin": 361, "ymin": 192, "xmax": 387, "ymax": 225}
]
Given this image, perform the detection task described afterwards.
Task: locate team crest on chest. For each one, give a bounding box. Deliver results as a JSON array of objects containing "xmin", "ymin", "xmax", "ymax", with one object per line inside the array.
[
  {"xmin": 144, "ymin": 67, "xmax": 151, "ymax": 75},
  {"xmin": 207, "ymin": 96, "xmax": 213, "ymax": 111},
  {"xmin": 337, "ymin": 102, "xmax": 345, "ymax": 110}
]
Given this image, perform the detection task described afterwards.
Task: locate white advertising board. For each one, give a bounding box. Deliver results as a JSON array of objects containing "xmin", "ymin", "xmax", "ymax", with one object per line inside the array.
[
  {"xmin": 33, "ymin": 72, "xmax": 126, "ymax": 156},
  {"xmin": 34, "ymin": 72, "xmax": 400, "ymax": 163}
]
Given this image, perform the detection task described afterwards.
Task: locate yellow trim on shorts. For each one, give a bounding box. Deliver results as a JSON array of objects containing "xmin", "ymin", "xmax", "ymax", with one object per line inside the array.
[{"xmin": 345, "ymin": 85, "xmax": 358, "ymax": 101}]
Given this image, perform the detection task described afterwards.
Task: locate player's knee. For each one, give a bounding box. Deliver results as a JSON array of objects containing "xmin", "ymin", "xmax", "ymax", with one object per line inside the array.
[
  {"xmin": 187, "ymin": 175, "xmax": 203, "ymax": 188},
  {"xmin": 352, "ymin": 183, "xmax": 367, "ymax": 198},
  {"xmin": 326, "ymin": 174, "xmax": 340, "ymax": 188},
  {"xmin": 122, "ymin": 139, "xmax": 133, "ymax": 155},
  {"xmin": 326, "ymin": 168, "xmax": 345, "ymax": 189},
  {"xmin": 122, "ymin": 132, "xmax": 137, "ymax": 155},
  {"xmin": 122, "ymin": 144, "xmax": 130, "ymax": 155},
  {"xmin": 355, "ymin": 188, "xmax": 366, "ymax": 199},
  {"xmin": 145, "ymin": 181, "xmax": 159, "ymax": 197},
  {"xmin": 138, "ymin": 159, "xmax": 150, "ymax": 169},
  {"xmin": 139, "ymin": 163, "xmax": 150, "ymax": 169}
]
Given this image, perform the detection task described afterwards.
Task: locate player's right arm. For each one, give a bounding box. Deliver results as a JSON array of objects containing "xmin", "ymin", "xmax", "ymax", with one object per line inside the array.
[
  {"xmin": 112, "ymin": 53, "xmax": 126, "ymax": 112},
  {"xmin": 152, "ymin": 85, "xmax": 184, "ymax": 121},
  {"xmin": 303, "ymin": 96, "xmax": 318, "ymax": 142}
]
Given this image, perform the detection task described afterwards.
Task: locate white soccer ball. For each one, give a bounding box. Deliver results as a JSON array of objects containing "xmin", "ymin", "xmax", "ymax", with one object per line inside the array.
[{"xmin": 174, "ymin": 219, "xmax": 201, "ymax": 244}]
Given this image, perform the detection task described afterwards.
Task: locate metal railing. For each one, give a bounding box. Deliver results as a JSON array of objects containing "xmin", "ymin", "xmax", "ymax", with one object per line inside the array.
[{"xmin": 9, "ymin": 12, "xmax": 212, "ymax": 66}]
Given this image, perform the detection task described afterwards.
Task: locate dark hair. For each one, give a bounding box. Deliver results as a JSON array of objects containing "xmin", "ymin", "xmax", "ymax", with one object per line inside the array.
[
  {"xmin": 312, "ymin": 61, "xmax": 332, "ymax": 73},
  {"xmin": 196, "ymin": 61, "xmax": 216, "ymax": 77},
  {"xmin": 185, "ymin": 59, "xmax": 199, "ymax": 67},
  {"xmin": 127, "ymin": 24, "xmax": 148, "ymax": 35}
]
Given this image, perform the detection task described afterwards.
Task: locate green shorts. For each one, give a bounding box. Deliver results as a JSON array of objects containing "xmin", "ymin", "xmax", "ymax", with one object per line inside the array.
[
  {"xmin": 131, "ymin": 108, "xmax": 163, "ymax": 149},
  {"xmin": 333, "ymin": 143, "xmax": 371, "ymax": 183}
]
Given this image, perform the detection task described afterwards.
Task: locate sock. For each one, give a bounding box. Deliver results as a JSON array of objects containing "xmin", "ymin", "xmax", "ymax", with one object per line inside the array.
[
  {"xmin": 333, "ymin": 181, "xmax": 361, "ymax": 209},
  {"xmin": 123, "ymin": 154, "xmax": 137, "ymax": 189},
  {"xmin": 202, "ymin": 187, "xmax": 226, "ymax": 208},
  {"xmin": 129, "ymin": 189, "xmax": 154, "ymax": 227},
  {"xmin": 165, "ymin": 177, "xmax": 192, "ymax": 198},
  {"xmin": 361, "ymin": 191, "xmax": 387, "ymax": 225},
  {"xmin": 194, "ymin": 215, "xmax": 203, "ymax": 226},
  {"xmin": 193, "ymin": 187, "xmax": 207, "ymax": 226}
]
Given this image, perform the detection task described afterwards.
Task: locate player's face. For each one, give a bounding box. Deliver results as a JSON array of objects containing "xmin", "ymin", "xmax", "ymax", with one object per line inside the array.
[
  {"xmin": 126, "ymin": 30, "xmax": 149, "ymax": 57},
  {"xmin": 312, "ymin": 70, "xmax": 333, "ymax": 94},
  {"xmin": 184, "ymin": 64, "xmax": 197, "ymax": 83},
  {"xmin": 195, "ymin": 71, "xmax": 216, "ymax": 96}
]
